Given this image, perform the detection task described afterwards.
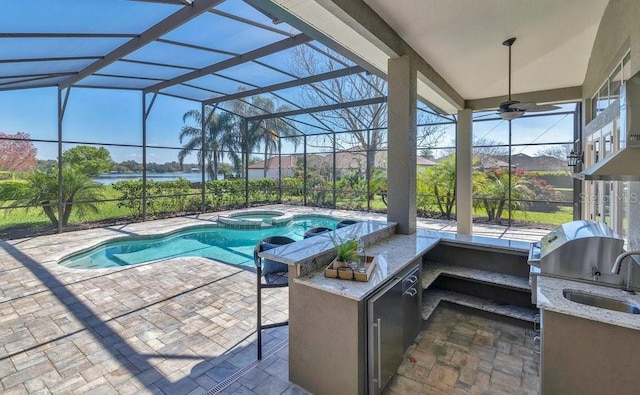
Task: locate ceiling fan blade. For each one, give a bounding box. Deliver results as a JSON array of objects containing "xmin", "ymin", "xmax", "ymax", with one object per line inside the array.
[
  {"xmin": 474, "ymin": 112, "xmax": 500, "ymax": 119},
  {"xmin": 521, "ymin": 104, "xmax": 561, "ymax": 113},
  {"xmin": 499, "ymin": 111, "xmax": 525, "ymax": 121},
  {"xmin": 508, "ymin": 102, "xmax": 560, "ymax": 112}
]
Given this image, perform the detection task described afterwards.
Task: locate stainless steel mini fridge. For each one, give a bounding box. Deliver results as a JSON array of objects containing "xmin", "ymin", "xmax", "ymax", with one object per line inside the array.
[{"xmin": 367, "ymin": 263, "xmax": 422, "ymax": 395}]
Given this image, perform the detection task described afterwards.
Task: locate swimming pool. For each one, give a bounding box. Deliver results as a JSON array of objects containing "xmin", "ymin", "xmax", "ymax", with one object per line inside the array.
[{"xmin": 60, "ymin": 215, "xmax": 339, "ymax": 269}]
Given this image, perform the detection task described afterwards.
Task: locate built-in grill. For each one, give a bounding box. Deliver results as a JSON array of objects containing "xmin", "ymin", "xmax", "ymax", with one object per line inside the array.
[{"xmin": 528, "ymin": 220, "xmax": 625, "ymax": 287}]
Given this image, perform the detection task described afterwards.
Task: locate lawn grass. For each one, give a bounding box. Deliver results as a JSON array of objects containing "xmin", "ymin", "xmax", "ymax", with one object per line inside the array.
[
  {"xmin": 510, "ymin": 206, "xmax": 573, "ymax": 226},
  {"xmin": 1, "ymin": 185, "xmax": 575, "ymax": 237}
]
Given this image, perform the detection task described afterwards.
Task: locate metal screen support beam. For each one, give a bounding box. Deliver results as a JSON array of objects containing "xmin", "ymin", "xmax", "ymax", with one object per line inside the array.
[
  {"xmin": 573, "ymin": 102, "xmax": 582, "ymax": 220},
  {"xmin": 59, "ymin": 0, "xmax": 224, "ymax": 89},
  {"xmin": 508, "ymin": 120, "xmax": 512, "ymax": 226},
  {"xmin": 366, "ymin": 128, "xmax": 371, "ymax": 212},
  {"xmin": 142, "ymin": 92, "xmax": 157, "ymax": 222},
  {"xmin": 57, "ymin": 88, "xmax": 70, "ymax": 233},
  {"xmin": 332, "ymin": 132, "xmax": 337, "ymax": 209},
  {"xmin": 201, "ymin": 102, "xmax": 207, "ymax": 213},
  {"xmin": 303, "ymin": 135, "xmax": 307, "ymax": 206},
  {"xmin": 144, "ymin": 33, "xmax": 311, "ymax": 94},
  {"xmin": 278, "ymin": 139, "xmax": 282, "ymax": 203},
  {"xmin": 244, "ymin": 0, "xmax": 384, "ymax": 80},
  {"xmin": 242, "ymin": 119, "xmax": 249, "ymax": 207},
  {"xmin": 246, "ymin": 96, "xmax": 386, "ymax": 122},
  {"xmin": 142, "ymin": 94, "xmax": 148, "ymax": 221},
  {"xmin": 144, "ymin": 92, "xmax": 158, "ymax": 120},
  {"xmin": 203, "ymin": 66, "xmax": 364, "ymax": 105}
]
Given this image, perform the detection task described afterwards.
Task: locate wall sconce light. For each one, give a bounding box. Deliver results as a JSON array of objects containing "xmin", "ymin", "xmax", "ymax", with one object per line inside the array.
[{"xmin": 567, "ymin": 150, "xmax": 584, "ymax": 167}]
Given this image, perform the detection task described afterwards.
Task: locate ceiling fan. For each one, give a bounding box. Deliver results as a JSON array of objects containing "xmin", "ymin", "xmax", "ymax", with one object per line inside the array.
[{"xmin": 495, "ymin": 37, "xmax": 560, "ymax": 120}]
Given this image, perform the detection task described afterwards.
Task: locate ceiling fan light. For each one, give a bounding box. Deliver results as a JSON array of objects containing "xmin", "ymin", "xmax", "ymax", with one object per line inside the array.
[{"xmin": 500, "ymin": 111, "xmax": 524, "ymax": 121}]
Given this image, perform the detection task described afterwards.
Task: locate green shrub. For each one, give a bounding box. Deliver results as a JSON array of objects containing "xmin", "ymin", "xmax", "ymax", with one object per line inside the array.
[{"xmin": 0, "ymin": 180, "xmax": 29, "ymax": 202}]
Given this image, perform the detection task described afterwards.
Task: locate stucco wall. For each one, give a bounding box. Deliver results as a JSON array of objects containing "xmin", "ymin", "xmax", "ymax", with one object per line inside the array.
[
  {"xmin": 248, "ymin": 168, "xmax": 294, "ymax": 179},
  {"xmin": 583, "ymin": 0, "xmax": 640, "ymax": 97}
]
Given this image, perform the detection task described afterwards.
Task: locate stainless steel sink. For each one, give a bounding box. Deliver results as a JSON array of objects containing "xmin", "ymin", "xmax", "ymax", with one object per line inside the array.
[{"xmin": 563, "ymin": 289, "xmax": 640, "ymax": 314}]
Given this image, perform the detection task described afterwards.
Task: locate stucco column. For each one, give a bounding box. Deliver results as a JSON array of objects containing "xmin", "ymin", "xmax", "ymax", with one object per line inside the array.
[
  {"xmin": 456, "ymin": 109, "xmax": 473, "ymax": 234},
  {"xmin": 387, "ymin": 55, "xmax": 417, "ymax": 234}
]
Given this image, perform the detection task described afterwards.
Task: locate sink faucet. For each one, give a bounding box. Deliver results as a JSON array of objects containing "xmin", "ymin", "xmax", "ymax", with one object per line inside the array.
[{"xmin": 611, "ymin": 251, "xmax": 640, "ymax": 294}]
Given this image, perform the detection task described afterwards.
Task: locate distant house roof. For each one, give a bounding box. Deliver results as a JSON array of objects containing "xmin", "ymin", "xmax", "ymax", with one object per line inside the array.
[
  {"xmin": 494, "ymin": 154, "xmax": 567, "ymax": 171},
  {"xmin": 438, "ymin": 153, "xmax": 510, "ymax": 169},
  {"xmin": 248, "ymin": 154, "xmax": 301, "ymax": 170},
  {"xmin": 249, "ymin": 148, "xmax": 436, "ymax": 171},
  {"xmin": 477, "ymin": 154, "xmax": 510, "ymax": 169},
  {"xmin": 417, "ymin": 156, "xmax": 437, "ymax": 166}
]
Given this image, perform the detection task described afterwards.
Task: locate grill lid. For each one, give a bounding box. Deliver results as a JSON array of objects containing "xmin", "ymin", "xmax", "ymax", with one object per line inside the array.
[{"xmin": 538, "ymin": 220, "xmax": 621, "ymax": 259}]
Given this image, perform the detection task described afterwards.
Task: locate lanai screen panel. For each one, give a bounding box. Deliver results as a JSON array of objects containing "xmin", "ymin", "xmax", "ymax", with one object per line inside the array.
[
  {"xmin": 0, "ymin": 0, "xmax": 179, "ymax": 91},
  {"xmin": 0, "ymin": 0, "xmax": 384, "ymax": 136}
]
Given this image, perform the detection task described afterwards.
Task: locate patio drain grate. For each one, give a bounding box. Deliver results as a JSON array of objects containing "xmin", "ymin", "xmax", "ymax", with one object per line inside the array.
[{"xmin": 204, "ymin": 338, "xmax": 289, "ymax": 395}]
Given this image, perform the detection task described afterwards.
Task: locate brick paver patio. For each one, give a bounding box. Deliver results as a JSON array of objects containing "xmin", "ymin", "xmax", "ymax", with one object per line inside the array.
[
  {"xmin": 389, "ymin": 305, "xmax": 539, "ymax": 395},
  {"xmin": 0, "ymin": 206, "xmax": 545, "ymax": 394}
]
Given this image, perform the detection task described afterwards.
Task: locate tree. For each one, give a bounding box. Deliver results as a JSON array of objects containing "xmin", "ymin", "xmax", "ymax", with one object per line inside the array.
[
  {"xmin": 473, "ymin": 168, "xmax": 541, "ymax": 223},
  {"xmin": 291, "ymin": 46, "xmax": 445, "ymax": 187},
  {"xmin": 179, "ymin": 108, "xmax": 237, "ymax": 180},
  {"xmin": 217, "ymin": 163, "xmax": 235, "ymax": 179},
  {"xmin": 0, "ymin": 132, "xmax": 37, "ymax": 173},
  {"xmin": 62, "ymin": 145, "xmax": 114, "ymax": 176},
  {"xmin": 418, "ymin": 156, "xmax": 457, "ymax": 219},
  {"xmin": 472, "ymin": 137, "xmax": 509, "ymax": 156},
  {"xmin": 115, "ymin": 160, "xmax": 143, "ymax": 173},
  {"xmin": 538, "ymin": 144, "xmax": 573, "ymax": 176},
  {"xmin": 226, "ymin": 92, "xmax": 300, "ymax": 178},
  {"xmin": 248, "ymin": 96, "xmax": 299, "ymax": 178},
  {"xmin": 36, "ymin": 159, "xmax": 57, "ymax": 171},
  {"xmin": 419, "ymin": 148, "xmax": 435, "ymax": 160},
  {"xmin": 13, "ymin": 165, "xmax": 103, "ymax": 227}
]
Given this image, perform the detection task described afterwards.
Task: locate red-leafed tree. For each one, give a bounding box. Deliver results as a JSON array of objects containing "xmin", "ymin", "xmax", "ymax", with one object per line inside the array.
[{"xmin": 0, "ymin": 132, "xmax": 37, "ymax": 173}]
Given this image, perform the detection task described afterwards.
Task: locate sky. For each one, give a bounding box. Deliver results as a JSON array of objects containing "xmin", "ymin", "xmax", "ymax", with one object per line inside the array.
[{"xmin": 0, "ymin": 0, "xmax": 576, "ymax": 165}]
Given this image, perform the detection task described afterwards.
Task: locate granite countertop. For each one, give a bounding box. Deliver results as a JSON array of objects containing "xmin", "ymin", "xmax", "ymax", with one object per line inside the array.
[
  {"xmin": 537, "ymin": 275, "xmax": 640, "ymax": 331},
  {"xmin": 257, "ymin": 220, "xmax": 396, "ymax": 266},
  {"xmin": 293, "ymin": 232, "xmax": 441, "ymax": 301},
  {"xmin": 289, "ymin": 228, "xmax": 536, "ymax": 301},
  {"xmin": 433, "ymin": 231, "xmax": 531, "ymax": 253}
]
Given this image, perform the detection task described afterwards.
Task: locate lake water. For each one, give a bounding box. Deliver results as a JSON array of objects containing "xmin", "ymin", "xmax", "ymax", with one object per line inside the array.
[{"xmin": 93, "ymin": 172, "xmax": 210, "ymax": 185}]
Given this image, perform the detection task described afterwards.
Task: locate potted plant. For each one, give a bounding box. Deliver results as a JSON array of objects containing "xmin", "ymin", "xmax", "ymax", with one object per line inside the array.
[{"xmin": 330, "ymin": 234, "xmax": 358, "ymax": 269}]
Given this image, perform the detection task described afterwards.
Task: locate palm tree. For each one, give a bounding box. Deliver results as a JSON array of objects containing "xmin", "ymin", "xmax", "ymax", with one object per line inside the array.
[
  {"xmin": 226, "ymin": 93, "xmax": 300, "ymax": 178},
  {"xmin": 249, "ymin": 96, "xmax": 300, "ymax": 178},
  {"xmin": 179, "ymin": 108, "xmax": 237, "ymax": 181},
  {"xmin": 13, "ymin": 165, "xmax": 103, "ymax": 227}
]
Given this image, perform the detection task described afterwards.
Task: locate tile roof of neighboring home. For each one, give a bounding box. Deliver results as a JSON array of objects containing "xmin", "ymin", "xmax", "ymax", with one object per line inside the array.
[
  {"xmin": 249, "ymin": 149, "xmax": 437, "ymax": 170},
  {"xmin": 477, "ymin": 155, "xmax": 511, "ymax": 169},
  {"xmin": 417, "ymin": 156, "xmax": 437, "ymax": 166},
  {"xmin": 438, "ymin": 153, "xmax": 510, "ymax": 169},
  {"xmin": 494, "ymin": 153, "xmax": 567, "ymax": 171},
  {"xmin": 248, "ymin": 154, "xmax": 301, "ymax": 169}
]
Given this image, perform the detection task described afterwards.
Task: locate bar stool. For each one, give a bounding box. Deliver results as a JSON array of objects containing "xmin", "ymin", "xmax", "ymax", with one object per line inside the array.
[
  {"xmin": 336, "ymin": 219, "xmax": 359, "ymax": 229},
  {"xmin": 303, "ymin": 226, "xmax": 332, "ymax": 239},
  {"xmin": 254, "ymin": 236, "xmax": 295, "ymax": 360}
]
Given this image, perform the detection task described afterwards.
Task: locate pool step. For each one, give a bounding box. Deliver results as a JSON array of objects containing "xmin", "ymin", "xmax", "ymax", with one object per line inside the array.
[{"xmin": 111, "ymin": 239, "xmax": 213, "ymax": 265}]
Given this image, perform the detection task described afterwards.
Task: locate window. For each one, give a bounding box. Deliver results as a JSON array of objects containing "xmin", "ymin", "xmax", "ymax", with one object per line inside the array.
[{"xmin": 591, "ymin": 51, "xmax": 631, "ymax": 120}]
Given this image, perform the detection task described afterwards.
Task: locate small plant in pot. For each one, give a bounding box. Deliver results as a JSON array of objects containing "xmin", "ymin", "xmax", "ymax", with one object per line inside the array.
[{"xmin": 330, "ymin": 234, "xmax": 358, "ymax": 269}]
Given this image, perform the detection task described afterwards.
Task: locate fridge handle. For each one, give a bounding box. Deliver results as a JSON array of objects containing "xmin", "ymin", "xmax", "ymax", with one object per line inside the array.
[
  {"xmin": 403, "ymin": 288, "xmax": 418, "ymax": 297},
  {"xmin": 376, "ymin": 318, "xmax": 381, "ymax": 389}
]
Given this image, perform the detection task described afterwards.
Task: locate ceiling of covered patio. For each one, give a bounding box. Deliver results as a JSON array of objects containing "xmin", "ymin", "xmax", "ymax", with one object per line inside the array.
[{"xmin": 269, "ymin": 0, "xmax": 609, "ymax": 111}]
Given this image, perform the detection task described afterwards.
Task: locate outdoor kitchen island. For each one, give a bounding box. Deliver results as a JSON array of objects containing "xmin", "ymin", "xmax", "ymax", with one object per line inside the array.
[{"xmin": 259, "ymin": 221, "xmax": 532, "ymax": 395}]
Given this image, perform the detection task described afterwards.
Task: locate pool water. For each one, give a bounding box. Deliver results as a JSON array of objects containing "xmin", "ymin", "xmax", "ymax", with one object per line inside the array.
[{"xmin": 61, "ymin": 216, "xmax": 338, "ymax": 269}]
